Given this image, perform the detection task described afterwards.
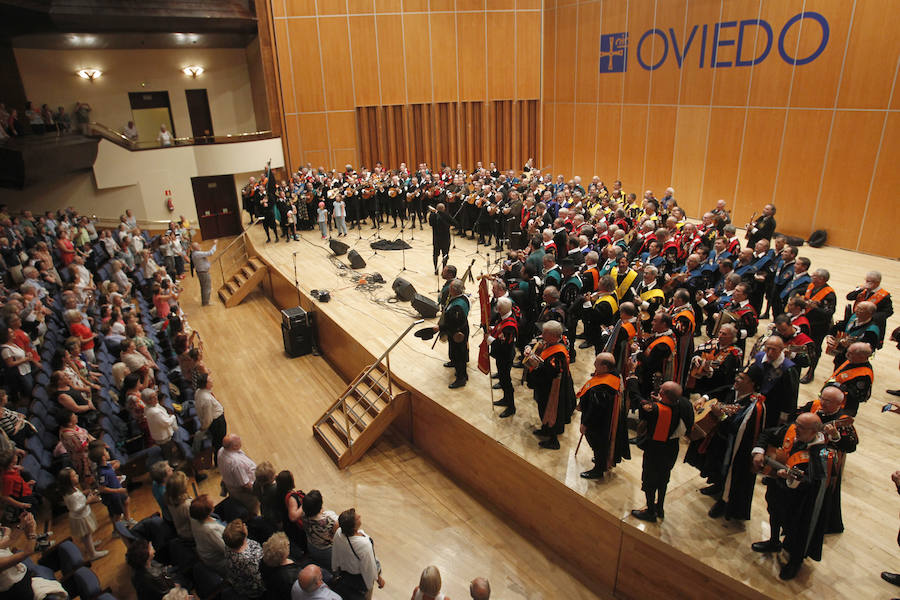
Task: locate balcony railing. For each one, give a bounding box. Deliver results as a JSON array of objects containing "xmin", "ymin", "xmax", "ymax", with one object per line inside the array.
[{"xmin": 87, "ymin": 122, "xmax": 273, "ymax": 151}]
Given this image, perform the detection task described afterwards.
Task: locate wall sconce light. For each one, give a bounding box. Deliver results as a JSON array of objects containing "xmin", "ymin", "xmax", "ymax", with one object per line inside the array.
[
  {"xmin": 182, "ymin": 66, "xmax": 204, "ymax": 78},
  {"xmin": 77, "ymin": 68, "xmax": 102, "ymax": 82}
]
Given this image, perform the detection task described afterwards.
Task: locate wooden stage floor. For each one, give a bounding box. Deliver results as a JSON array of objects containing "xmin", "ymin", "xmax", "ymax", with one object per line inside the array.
[{"xmin": 247, "ymin": 221, "xmax": 900, "ymax": 600}]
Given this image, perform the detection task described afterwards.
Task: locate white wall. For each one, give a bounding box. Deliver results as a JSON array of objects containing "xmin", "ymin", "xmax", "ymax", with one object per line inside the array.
[
  {"xmin": 0, "ymin": 138, "xmax": 284, "ymax": 234},
  {"xmin": 14, "ymin": 46, "xmax": 259, "ymax": 139}
]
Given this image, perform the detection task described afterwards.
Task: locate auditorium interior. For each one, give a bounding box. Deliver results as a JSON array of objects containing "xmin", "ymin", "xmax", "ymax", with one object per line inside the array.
[{"xmin": 0, "ymin": 1, "xmax": 898, "ymax": 599}]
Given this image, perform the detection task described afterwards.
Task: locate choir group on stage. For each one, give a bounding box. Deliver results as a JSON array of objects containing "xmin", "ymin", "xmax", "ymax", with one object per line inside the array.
[{"xmin": 242, "ymin": 159, "xmax": 895, "ymax": 582}]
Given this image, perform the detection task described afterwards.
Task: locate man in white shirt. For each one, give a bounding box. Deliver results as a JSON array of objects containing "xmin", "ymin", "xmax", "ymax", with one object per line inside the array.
[
  {"xmin": 143, "ymin": 388, "xmax": 179, "ymax": 460},
  {"xmin": 218, "ymin": 434, "xmax": 258, "ymax": 514},
  {"xmin": 291, "ymin": 565, "xmax": 341, "ymax": 600}
]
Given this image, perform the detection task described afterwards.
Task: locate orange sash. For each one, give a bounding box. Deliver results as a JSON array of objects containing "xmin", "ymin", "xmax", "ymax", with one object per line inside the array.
[
  {"xmin": 645, "ymin": 335, "xmax": 676, "ymax": 356},
  {"xmin": 830, "ymin": 361, "xmax": 874, "ymax": 384},
  {"xmin": 804, "ymin": 284, "xmax": 834, "ymax": 304},
  {"xmin": 576, "ymin": 373, "xmax": 621, "ymax": 398},
  {"xmin": 651, "ymin": 403, "xmax": 674, "ymax": 442},
  {"xmin": 622, "ymin": 321, "xmax": 637, "ymax": 341}
]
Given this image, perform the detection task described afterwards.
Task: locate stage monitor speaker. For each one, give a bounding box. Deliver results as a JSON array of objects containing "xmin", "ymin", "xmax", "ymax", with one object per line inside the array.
[
  {"xmin": 392, "ymin": 277, "xmax": 417, "ymax": 301},
  {"xmin": 411, "ymin": 294, "xmax": 440, "ymax": 318},
  {"xmin": 281, "ymin": 306, "xmax": 308, "ymax": 329},
  {"xmin": 329, "ymin": 239, "xmax": 349, "ymax": 256},
  {"xmin": 281, "ymin": 307, "xmax": 314, "ymax": 357},
  {"xmin": 348, "ymin": 249, "xmax": 366, "ymax": 269}
]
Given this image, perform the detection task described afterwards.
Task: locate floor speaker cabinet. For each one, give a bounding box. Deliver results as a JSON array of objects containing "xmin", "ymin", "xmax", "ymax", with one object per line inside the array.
[
  {"xmin": 392, "ymin": 277, "xmax": 417, "ymax": 301},
  {"xmin": 329, "ymin": 239, "xmax": 349, "ymax": 255},
  {"xmin": 348, "ymin": 249, "xmax": 366, "ymax": 269},
  {"xmin": 411, "ymin": 293, "xmax": 440, "ymax": 318},
  {"xmin": 281, "ymin": 306, "xmax": 315, "ymax": 357}
]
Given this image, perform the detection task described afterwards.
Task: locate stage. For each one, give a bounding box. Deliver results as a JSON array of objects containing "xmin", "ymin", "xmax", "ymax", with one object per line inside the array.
[{"xmin": 244, "ymin": 219, "xmax": 900, "ymax": 599}]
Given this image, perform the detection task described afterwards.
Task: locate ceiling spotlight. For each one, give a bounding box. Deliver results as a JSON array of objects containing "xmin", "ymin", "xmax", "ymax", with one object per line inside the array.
[
  {"xmin": 77, "ymin": 68, "xmax": 102, "ymax": 81},
  {"xmin": 182, "ymin": 66, "xmax": 204, "ymax": 78}
]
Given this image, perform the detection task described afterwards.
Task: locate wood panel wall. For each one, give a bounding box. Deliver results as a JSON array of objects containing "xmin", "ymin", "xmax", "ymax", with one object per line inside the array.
[
  {"xmin": 267, "ymin": 0, "xmax": 542, "ymax": 174},
  {"xmin": 356, "ymin": 99, "xmax": 538, "ymax": 171},
  {"xmin": 542, "ymin": 0, "xmax": 900, "ymax": 258}
]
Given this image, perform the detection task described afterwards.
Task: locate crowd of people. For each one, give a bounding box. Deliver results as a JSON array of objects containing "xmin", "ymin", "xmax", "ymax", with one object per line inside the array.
[
  {"xmin": 0, "ymin": 203, "xmax": 500, "ymax": 599},
  {"xmin": 239, "ymin": 158, "xmax": 899, "ymax": 585},
  {"xmin": 0, "ymin": 101, "xmax": 93, "ymax": 139}
]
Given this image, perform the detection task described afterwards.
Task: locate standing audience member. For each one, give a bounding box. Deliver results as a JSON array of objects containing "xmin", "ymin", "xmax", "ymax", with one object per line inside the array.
[
  {"xmin": 469, "ymin": 577, "xmax": 491, "ymax": 600},
  {"xmin": 143, "ymin": 389, "xmax": 178, "ymax": 459},
  {"xmin": 223, "ymin": 518, "xmax": 265, "ymax": 599},
  {"xmin": 292, "ymin": 564, "xmax": 341, "ymax": 600},
  {"xmin": 190, "ymin": 241, "xmax": 217, "ymax": 306},
  {"xmin": 301, "ymin": 489, "xmax": 338, "ymax": 569},
  {"xmin": 218, "ymin": 434, "xmax": 259, "ymax": 514},
  {"xmin": 195, "ymin": 372, "xmax": 226, "ymax": 462},
  {"xmin": 189, "ymin": 494, "xmax": 227, "ymax": 575},
  {"xmin": 164, "ymin": 471, "xmax": 194, "ymax": 541},
  {"xmin": 412, "ymin": 565, "xmax": 449, "ymax": 600},
  {"xmin": 260, "ymin": 532, "xmax": 301, "ymax": 599},
  {"xmin": 57, "ymin": 467, "xmax": 109, "ymax": 561},
  {"xmin": 332, "ymin": 508, "xmax": 384, "ymax": 600}
]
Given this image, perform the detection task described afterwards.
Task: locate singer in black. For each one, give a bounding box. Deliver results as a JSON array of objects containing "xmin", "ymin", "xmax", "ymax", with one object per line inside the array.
[
  {"xmin": 490, "ymin": 297, "xmax": 518, "ymax": 418},
  {"xmin": 433, "ymin": 279, "xmax": 469, "ymax": 389},
  {"xmin": 429, "ymin": 203, "xmax": 453, "ymax": 275},
  {"xmin": 576, "ymin": 353, "xmax": 630, "ymax": 480}
]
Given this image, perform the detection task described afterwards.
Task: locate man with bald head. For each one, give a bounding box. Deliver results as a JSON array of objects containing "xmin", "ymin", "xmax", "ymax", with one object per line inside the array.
[
  {"xmin": 292, "ymin": 564, "xmax": 340, "ymax": 599},
  {"xmin": 751, "ymin": 412, "xmax": 835, "ymax": 580},
  {"xmin": 576, "ymin": 352, "xmax": 630, "ymax": 479},
  {"xmin": 629, "ymin": 380, "xmax": 694, "ymax": 522},
  {"xmin": 470, "ymin": 576, "xmax": 491, "ymax": 599},
  {"xmin": 826, "ymin": 341, "xmax": 874, "ymax": 416},
  {"xmin": 218, "ymin": 433, "xmax": 259, "ymax": 514},
  {"xmin": 796, "ymin": 385, "xmax": 859, "ymax": 534}
]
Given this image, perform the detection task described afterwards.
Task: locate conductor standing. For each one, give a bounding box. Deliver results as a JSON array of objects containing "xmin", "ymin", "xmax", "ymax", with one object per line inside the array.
[{"xmin": 429, "ymin": 203, "xmax": 453, "ymax": 275}]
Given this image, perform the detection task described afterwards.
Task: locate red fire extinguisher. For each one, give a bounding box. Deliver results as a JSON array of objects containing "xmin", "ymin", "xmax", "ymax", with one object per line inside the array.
[{"xmin": 165, "ymin": 189, "xmax": 175, "ymax": 212}]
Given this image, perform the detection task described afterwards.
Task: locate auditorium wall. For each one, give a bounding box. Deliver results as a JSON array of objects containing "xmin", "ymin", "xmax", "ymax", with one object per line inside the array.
[
  {"xmin": 542, "ymin": 0, "xmax": 900, "ymax": 257},
  {"xmin": 14, "ymin": 47, "xmax": 260, "ymax": 140},
  {"xmin": 265, "ymin": 0, "xmax": 542, "ymax": 174}
]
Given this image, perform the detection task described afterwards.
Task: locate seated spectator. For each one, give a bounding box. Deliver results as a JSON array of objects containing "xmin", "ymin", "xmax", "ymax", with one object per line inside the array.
[
  {"xmin": 149, "ymin": 460, "xmax": 173, "ymax": 522},
  {"xmin": 40, "ymin": 104, "xmax": 56, "ymax": 133},
  {"xmin": 126, "ymin": 322, "xmax": 157, "ymax": 361},
  {"xmin": 189, "ymin": 494, "xmax": 227, "ymax": 575},
  {"xmin": 332, "ymin": 508, "xmax": 384, "ymax": 600},
  {"xmin": 110, "ymin": 259, "xmax": 133, "ymax": 297},
  {"xmin": 223, "ymin": 518, "xmax": 265, "ymax": 598},
  {"xmin": 292, "ymin": 564, "xmax": 341, "ymax": 600},
  {"xmin": 24, "ymin": 101, "xmax": 44, "ymax": 135},
  {"xmin": 301, "ymin": 489, "xmax": 338, "ymax": 569},
  {"xmin": 126, "ymin": 538, "xmax": 181, "ymax": 600},
  {"xmin": 164, "ymin": 470, "xmax": 193, "ymax": 541},
  {"xmin": 5, "ymin": 108, "xmax": 22, "ymax": 136},
  {"xmin": 121, "ymin": 339, "xmax": 157, "ymax": 381},
  {"xmin": 260, "ymin": 532, "xmax": 301, "ymax": 599},
  {"xmin": 413, "ymin": 565, "xmax": 449, "ymax": 600}
]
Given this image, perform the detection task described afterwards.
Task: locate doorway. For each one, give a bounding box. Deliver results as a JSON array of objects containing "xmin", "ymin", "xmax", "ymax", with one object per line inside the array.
[
  {"xmin": 128, "ymin": 91, "xmax": 174, "ymax": 145},
  {"xmin": 191, "ymin": 175, "xmax": 241, "ymax": 240},
  {"xmin": 185, "ymin": 89, "xmax": 214, "ymax": 143}
]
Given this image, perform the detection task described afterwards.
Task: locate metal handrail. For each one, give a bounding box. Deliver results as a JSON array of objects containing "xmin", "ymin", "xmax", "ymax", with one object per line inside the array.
[
  {"xmin": 329, "ymin": 319, "xmax": 424, "ymax": 448},
  {"xmin": 210, "ymin": 219, "xmax": 264, "ymax": 288},
  {"xmin": 86, "ymin": 121, "xmax": 273, "ymax": 151}
]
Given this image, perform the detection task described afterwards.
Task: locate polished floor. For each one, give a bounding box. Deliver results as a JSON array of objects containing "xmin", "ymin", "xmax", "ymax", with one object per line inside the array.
[
  {"xmin": 246, "ymin": 218, "xmax": 900, "ymax": 600},
  {"xmin": 70, "ymin": 270, "xmax": 605, "ymax": 599}
]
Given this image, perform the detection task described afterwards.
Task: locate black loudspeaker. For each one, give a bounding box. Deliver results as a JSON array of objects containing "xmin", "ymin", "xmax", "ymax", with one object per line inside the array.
[
  {"xmin": 281, "ymin": 307, "xmax": 314, "ymax": 357},
  {"xmin": 411, "ymin": 293, "xmax": 440, "ymax": 318},
  {"xmin": 348, "ymin": 249, "xmax": 366, "ymax": 269},
  {"xmin": 392, "ymin": 277, "xmax": 417, "ymax": 301},
  {"xmin": 329, "ymin": 239, "xmax": 349, "ymax": 256}
]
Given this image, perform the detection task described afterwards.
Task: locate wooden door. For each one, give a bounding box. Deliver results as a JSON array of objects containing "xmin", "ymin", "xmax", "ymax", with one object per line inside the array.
[
  {"xmin": 185, "ymin": 89, "xmax": 214, "ymax": 143},
  {"xmin": 191, "ymin": 175, "xmax": 241, "ymax": 240}
]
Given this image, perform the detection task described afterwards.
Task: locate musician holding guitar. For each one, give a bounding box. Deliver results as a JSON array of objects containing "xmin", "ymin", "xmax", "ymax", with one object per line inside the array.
[
  {"xmin": 744, "ymin": 203, "xmax": 777, "ymax": 246},
  {"xmin": 750, "ymin": 412, "xmax": 835, "ymax": 581}
]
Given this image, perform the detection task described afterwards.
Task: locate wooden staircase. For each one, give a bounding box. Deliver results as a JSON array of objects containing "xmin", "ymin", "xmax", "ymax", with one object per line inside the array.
[
  {"xmin": 314, "ymin": 361, "xmax": 410, "ymax": 469},
  {"xmin": 217, "ymin": 257, "xmax": 267, "ymax": 308}
]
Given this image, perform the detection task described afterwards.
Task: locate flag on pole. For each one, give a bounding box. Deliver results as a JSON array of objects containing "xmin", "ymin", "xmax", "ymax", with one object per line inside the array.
[{"xmin": 477, "ymin": 275, "xmax": 491, "ymax": 374}]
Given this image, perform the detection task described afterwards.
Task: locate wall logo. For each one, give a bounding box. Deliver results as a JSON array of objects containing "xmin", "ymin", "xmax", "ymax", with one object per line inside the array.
[
  {"xmin": 599, "ymin": 32, "xmax": 629, "ymax": 73},
  {"xmin": 598, "ymin": 12, "xmax": 829, "ymax": 74}
]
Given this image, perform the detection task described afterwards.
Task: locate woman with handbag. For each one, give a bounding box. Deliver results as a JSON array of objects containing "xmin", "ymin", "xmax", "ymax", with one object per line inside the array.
[{"xmin": 331, "ymin": 508, "xmax": 384, "ymax": 600}]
